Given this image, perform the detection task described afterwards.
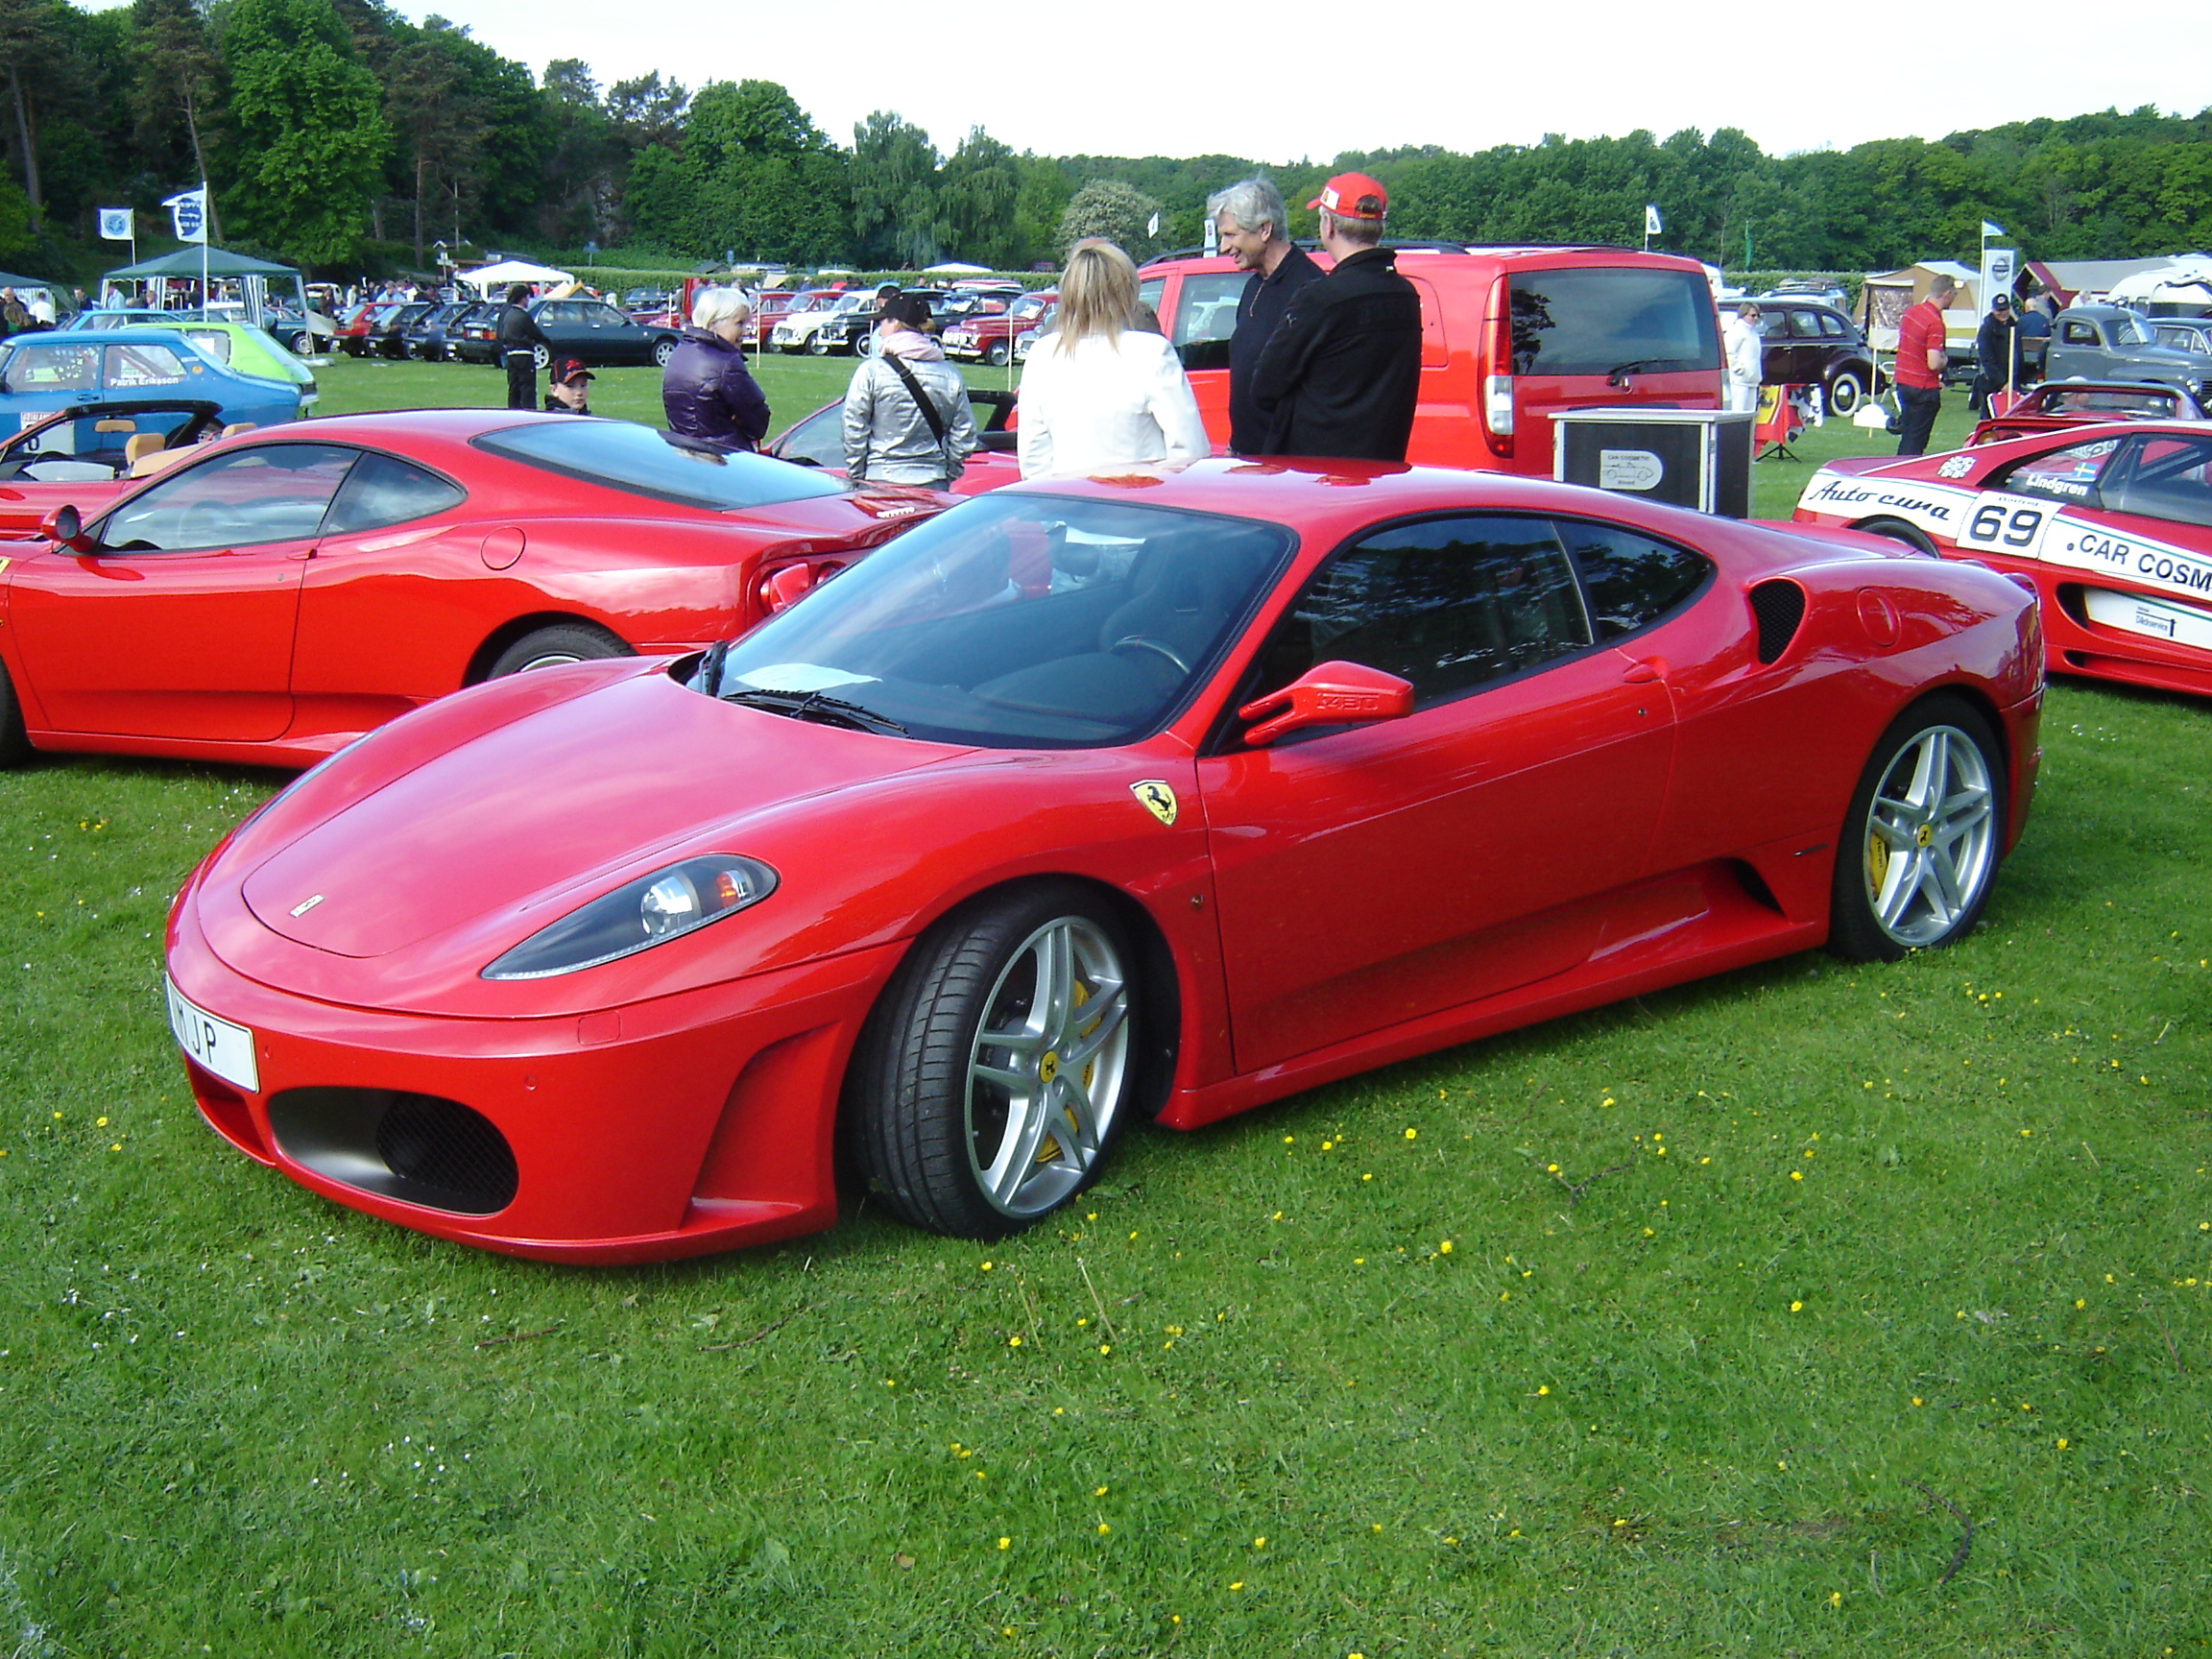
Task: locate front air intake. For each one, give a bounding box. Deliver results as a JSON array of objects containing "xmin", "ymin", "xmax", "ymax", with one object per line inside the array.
[
  {"xmin": 1748, "ymin": 580, "xmax": 1807, "ymax": 664},
  {"xmin": 267, "ymin": 1088, "xmax": 518, "ymax": 1215}
]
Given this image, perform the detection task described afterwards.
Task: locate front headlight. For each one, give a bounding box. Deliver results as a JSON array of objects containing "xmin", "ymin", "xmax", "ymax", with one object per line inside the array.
[{"xmin": 481, "ymin": 855, "xmax": 779, "ymax": 980}]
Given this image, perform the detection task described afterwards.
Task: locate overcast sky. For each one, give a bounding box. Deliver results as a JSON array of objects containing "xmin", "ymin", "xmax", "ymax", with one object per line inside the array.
[{"xmin": 378, "ymin": 0, "xmax": 2210, "ymax": 164}]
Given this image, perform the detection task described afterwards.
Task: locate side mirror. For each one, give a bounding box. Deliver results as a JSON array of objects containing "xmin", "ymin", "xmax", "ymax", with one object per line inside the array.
[
  {"xmin": 1238, "ymin": 660, "xmax": 1414, "ymax": 746},
  {"xmin": 40, "ymin": 503, "xmax": 93, "ymax": 553},
  {"xmin": 759, "ymin": 562, "xmax": 815, "ymax": 613}
]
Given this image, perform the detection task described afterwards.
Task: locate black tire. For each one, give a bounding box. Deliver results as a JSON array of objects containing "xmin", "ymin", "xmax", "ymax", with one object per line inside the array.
[
  {"xmin": 983, "ymin": 341, "xmax": 1009, "ymax": 368},
  {"xmin": 485, "ymin": 623, "xmax": 630, "ymax": 680},
  {"xmin": 0, "ymin": 658, "xmax": 31, "ymax": 766},
  {"xmin": 1828, "ymin": 695, "xmax": 2004, "ymax": 963},
  {"xmin": 1827, "ymin": 369, "xmax": 1864, "ymax": 416},
  {"xmin": 805, "ymin": 330, "xmax": 830, "ymax": 356},
  {"xmin": 1854, "ymin": 516, "xmax": 1938, "ymax": 556},
  {"xmin": 652, "ymin": 337, "xmax": 677, "ymax": 369},
  {"xmin": 853, "ymin": 330, "xmax": 876, "ymax": 359},
  {"xmin": 291, "ymin": 330, "xmax": 317, "ymax": 357},
  {"xmin": 845, "ymin": 883, "xmax": 1140, "ymax": 1238}
]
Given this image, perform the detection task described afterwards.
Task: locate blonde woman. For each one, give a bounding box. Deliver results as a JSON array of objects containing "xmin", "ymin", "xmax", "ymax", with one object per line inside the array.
[{"xmin": 1017, "ymin": 241, "xmax": 1209, "ymax": 479}]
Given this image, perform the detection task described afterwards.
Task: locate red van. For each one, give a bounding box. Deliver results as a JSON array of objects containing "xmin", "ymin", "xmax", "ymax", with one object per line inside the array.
[{"xmin": 1137, "ymin": 245, "xmax": 1723, "ymax": 474}]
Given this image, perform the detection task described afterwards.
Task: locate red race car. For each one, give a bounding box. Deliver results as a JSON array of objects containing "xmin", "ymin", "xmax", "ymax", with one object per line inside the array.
[
  {"xmin": 0, "ymin": 410, "xmax": 947, "ymax": 770},
  {"xmin": 1794, "ymin": 421, "xmax": 2212, "ymax": 699},
  {"xmin": 165, "ymin": 460, "xmax": 2042, "ymax": 1262},
  {"xmin": 1966, "ymin": 378, "xmax": 2207, "ymax": 446}
]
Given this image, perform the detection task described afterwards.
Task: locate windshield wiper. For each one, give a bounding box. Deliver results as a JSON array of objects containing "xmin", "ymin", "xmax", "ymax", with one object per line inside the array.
[
  {"xmin": 720, "ymin": 685, "xmax": 908, "ymax": 736},
  {"xmin": 1606, "ymin": 359, "xmax": 1653, "ymax": 387},
  {"xmin": 696, "ymin": 637, "xmax": 732, "ymax": 694}
]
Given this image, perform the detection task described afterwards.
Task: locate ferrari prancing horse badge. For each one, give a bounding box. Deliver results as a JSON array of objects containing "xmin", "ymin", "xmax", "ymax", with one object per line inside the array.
[{"xmin": 1130, "ymin": 780, "xmax": 1178, "ymax": 827}]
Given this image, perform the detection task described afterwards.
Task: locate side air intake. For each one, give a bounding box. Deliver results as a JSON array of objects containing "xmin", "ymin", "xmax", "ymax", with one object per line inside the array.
[{"xmin": 1748, "ymin": 580, "xmax": 1807, "ymax": 664}]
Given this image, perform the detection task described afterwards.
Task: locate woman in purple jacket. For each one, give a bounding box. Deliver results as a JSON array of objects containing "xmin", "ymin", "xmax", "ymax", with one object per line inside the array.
[{"xmin": 661, "ymin": 287, "xmax": 770, "ymax": 452}]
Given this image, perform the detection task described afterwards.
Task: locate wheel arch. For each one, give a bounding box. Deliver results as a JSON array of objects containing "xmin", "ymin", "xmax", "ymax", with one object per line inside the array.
[
  {"xmin": 848, "ymin": 871, "xmax": 1186, "ymax": 1125},
  {"xmin": 1849, "ymin": 515, "xmax": 1939, "ymax": 556},
  {"xmin": 463, "ymin": 612, "xmax": 631, "ymax": 685}
]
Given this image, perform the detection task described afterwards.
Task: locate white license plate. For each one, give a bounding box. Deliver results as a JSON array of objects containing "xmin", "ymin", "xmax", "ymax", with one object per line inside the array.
[{"xmin": 165, "ymin": 975, "xmax": 259, "ymax": 1094}]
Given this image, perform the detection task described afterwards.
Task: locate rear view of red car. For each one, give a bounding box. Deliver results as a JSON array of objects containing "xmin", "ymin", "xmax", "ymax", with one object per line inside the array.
[{"xmin": 1139, "ymin": 245, "xmax": 1721, "ymax": 473}]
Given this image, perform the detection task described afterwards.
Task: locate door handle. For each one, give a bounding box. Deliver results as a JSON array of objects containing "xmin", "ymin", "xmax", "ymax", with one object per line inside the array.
[{"xmin": 1621, "ymin": 657, "xmax": 1667, "ymax": 685}]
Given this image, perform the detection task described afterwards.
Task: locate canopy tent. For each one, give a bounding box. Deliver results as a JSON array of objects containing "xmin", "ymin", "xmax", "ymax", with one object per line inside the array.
[
  {"xmin": 456, "ymin": 258, "xmax": 576, "ymax": 293},
  {"xmin": 2104, "ymin": 257, "xmax": 2212, "ymax": 317},
  {"xmin": 104, "ymin": 247, "xmax": 300, "ymax": 281},
  {"xmin": 923, "ymin": 261, "xmax": 994, "ymax": 276}
]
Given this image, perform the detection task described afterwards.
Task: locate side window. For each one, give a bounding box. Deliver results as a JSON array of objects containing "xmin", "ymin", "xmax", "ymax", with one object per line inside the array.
[
  {"xmin": 2000, "ymin": 437, "xmax": 2123, "ymax": 505},
  {"xmin": 1755, "ymin": 310, "xmax": 1789, "ymax": 339},
  {"xmin": 1554, "ymin": 519, "xmax": 1711, "ymax": 639},
  {"xmin": 587, "ymin": 304, "xmax": 626, "ymax": 327},
  {"xmin": 1137, "ymin": 277, "xmax": 1166, "ymax": 322},
  {"xmin": 6, "ymin": 343, "xmax": 100, "ymax": 389},
  {"xmin": 105, "ymin": 343, "xmax": 188, "ymax": 388},
  {"xmin": 1170, "ymin": 274, "xmax": 1248, "ymax": 348},
  {"xmin": 2105, "ymin": 435, "xmax": 2212, "ymax": 530},
  {"xmin": 1787, "ymin": 309, "xmax": 1824, "ymax": 339},
  {"xmin": 99, "ymin": 444, "xmax": 358, "ymax": 552},
  {"xmin": 323, "ymin": 451, "xmax": 467, "ymax": 535},
  {"xmin": 1244, "ymin": 516, "xmax": 1594, "ymax": 720},
  {"xmin": 2059, "ymin": 320, "xmax": 2098, "ymax": 345},
  {"xmin": 181, "ymin": 328, "xmax": 233, "ymax": 365},
  {"xmin": 1817, "ymin": 311, "xmax": 1846, "ymax": 337}
]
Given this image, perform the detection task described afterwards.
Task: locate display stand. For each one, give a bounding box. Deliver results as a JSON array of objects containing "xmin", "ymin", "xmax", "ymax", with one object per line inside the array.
[{"xmin": 1754, "ymin": 385, "xmax": 1806, "ymax": 461}]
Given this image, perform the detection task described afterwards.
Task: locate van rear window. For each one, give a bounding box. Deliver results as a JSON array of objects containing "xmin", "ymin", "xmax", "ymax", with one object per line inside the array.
[{"xmin": 1507, "ymin": 269, "xmax": 1719, "ymax": 376}]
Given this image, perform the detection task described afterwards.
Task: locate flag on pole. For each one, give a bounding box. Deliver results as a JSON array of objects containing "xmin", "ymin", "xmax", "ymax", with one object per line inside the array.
[
  {"xmin": 1645, "ymin": 204, "xmax": 1664, "ymax": 237},
  {"xmin": 1981, "ymin": 220, "xmax": 2006, "ymax": 238},
  {"xmin": 97, "ymin": 207, "xmax": 133, "ymax": 241},
  {"xmin": 163, "ymin": 187, "xmax": 209, "ymax": 244},
  {"xmin": 1147, "ymin": 211, "xmax": 1161, "ymax": 238}
]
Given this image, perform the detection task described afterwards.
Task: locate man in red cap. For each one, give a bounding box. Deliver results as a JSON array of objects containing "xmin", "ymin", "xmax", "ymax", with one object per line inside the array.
[{"xmin": 1247, "ymin": 171, "xmax": 1421, "ymax": 461}]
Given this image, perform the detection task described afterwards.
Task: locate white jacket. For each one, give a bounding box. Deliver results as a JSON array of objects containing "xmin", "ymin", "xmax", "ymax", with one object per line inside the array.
[
  {"xmin": 1016, "ymin": 328, "xmax": 1210, "ymax": 479},
  {"xmin": 1724, "ymin": 316, "xmax": 1765, "ymax": 387}
]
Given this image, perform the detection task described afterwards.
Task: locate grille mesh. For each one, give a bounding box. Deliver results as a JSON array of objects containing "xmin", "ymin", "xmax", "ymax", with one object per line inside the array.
[{"xmin": 1749, "ymin": 580, "xmax": 1807, "ymax": 664}]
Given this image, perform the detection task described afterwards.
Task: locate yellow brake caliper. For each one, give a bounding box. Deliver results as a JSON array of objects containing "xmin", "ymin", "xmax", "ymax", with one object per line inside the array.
[{"xmin": 1037, "ymin": 981, "xmax": 1096, "ymax": 1166}]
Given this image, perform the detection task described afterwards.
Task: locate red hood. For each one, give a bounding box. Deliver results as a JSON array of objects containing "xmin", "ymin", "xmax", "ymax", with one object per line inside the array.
[{"xmin": 236, "ymin": 666, "xmax": 958, "ymax": 960}]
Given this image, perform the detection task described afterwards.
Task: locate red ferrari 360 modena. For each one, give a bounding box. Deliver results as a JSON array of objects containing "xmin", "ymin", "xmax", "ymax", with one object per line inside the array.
[
  {"xmin": 0, "ymin": 409, "xmax": 946, "ymax": 770},
  {"xmin": 1794, "ymin": 420, "xmax": 2212, "ymax": 699},
  {"xmin": 165, "ymin": 461, "xmax": 2043, "ymax": 1262}
]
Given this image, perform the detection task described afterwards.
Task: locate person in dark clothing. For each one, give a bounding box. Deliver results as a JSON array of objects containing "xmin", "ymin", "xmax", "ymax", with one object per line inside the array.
[
  {"xmin": 1209, "ymin": 177, "xmax": 1323, "ymax": 454},
  {"xmin": 544, "ymin": 354, "xmax": 592, "ymax": 414},
  {"xmin": 2014, "ymin": 294, "xmax": 2053, "ymax": 385},
  {"xmin": 661, "ymin": 286, "xmax": 770, "ymax": 452},
  {"xmin": 1248, "ymin": 172, "xmax": 1422, "ymax": 462},
  {"xmin": 1970, "ymin": 293, "xmax": 2018, "ymax": 416},
  {"xmin": 496, "ymin": 283, "xmax": 548, "ymax": 411}
]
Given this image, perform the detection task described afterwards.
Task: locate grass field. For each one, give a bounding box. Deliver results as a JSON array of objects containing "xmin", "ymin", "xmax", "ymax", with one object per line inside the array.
[{"xmin": 1, "ymin": 363, "xmax": 2206, "ymax": 1655}]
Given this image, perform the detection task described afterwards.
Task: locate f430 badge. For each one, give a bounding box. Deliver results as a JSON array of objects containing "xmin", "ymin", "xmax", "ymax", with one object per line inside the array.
[{"xmin": 1130, "ymin": 780, "xmax": 1178, "ymax": 826}]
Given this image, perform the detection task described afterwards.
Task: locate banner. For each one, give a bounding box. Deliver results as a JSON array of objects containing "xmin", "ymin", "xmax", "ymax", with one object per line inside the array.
[
  {"xmin": 1644, "ymin": 204, "xmax": 1663, "ymax": 237},
  {"xmin": 97, "ymin": 207, "xmax": 133, "ymax": 241},
  {"xmin": 162, "ymin": 186, "xmax": 208, "ymax": 244},
  {"xmin": 1982, "ymin": 245, "xmax": 2017, "ymax": 315}
]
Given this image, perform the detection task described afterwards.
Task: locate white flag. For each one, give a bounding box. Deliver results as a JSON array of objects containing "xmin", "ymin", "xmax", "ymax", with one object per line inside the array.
[
  {"xmin": 97, "ymin": 206, "xmax": 133, "ymax": 241},
  {"xmin": 1147, "ymin": 211, "xmax": 1161, "ymax": 237},
  {"xmin": 1644, "ymin": 204, "xmax": 1663, "ymax": 237},
  {"xmin": 1981, "ymin": 220, "xmax": 2006, "ymax": 238},
  {"xmin": 163, "ymin": 187, "xmax": 209, "ymax": 244}
]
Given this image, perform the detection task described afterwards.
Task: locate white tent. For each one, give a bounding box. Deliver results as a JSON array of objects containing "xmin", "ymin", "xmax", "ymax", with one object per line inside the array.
[
  {"xmin": 2104, "ymin": 257, "xmax": 2212, "ymax": 315},
  {"xmin": 456, "ymin": 258, "xmax": 577, "ymax": 293},
  {"xmin": 923, "ymin": 261, "xmax": 994, "ymax": 276}
]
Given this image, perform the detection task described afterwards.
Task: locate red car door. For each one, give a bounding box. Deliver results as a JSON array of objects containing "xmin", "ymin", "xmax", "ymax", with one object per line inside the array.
[
  {"xmin": 3, "ymin": 444, "xmax": 356, "ymax": 741},
  {"xmin": 1197, "ymin": 513, "xmax": 1677, "ymax": 1074}
]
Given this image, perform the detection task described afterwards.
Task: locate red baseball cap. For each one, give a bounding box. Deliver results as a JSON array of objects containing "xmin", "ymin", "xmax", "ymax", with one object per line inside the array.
[{"xmin": 1306, "ymin": 172, "xmax": 1388, "ymax": 221}]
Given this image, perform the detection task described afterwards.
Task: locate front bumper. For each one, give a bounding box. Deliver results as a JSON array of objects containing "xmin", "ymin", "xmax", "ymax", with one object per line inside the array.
[{"xmin": 166, "ymin": 887, "xmax": 901, "ymax": 1262}]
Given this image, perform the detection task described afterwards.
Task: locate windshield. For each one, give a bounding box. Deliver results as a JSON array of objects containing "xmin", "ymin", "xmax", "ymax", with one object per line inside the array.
[
  {"xmin": 473, "ymin": 420, "xmax": 849, "ymax": 511},
  {"xmin": 698, "ymin": 493, "xmax": 1295, "ymax": 748}
]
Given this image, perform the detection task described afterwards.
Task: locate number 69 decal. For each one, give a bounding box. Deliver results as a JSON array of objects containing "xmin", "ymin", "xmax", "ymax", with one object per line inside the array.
[{"xmin": 1963, "ymin": 498, "xmax": 2048, "ymax": 551}]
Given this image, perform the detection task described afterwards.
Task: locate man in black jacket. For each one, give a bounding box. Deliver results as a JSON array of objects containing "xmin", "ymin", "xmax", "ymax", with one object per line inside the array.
[
  {"xmin": 1248, "ymin": 173, "xmax": 1421, "ymax": 462},
  {"xmin": 496, "ymin": 283, "xmax": 549, "ymax": 411},
  {"xmin": 1209, "ymin": 177, "xmax": 1323, "ymax": 454}
]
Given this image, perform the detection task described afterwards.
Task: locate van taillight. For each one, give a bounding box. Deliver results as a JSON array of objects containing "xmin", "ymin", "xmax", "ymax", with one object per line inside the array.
[{"xmin": 1481, "ymin": 274, "xmax": 1514, "ymax": 458}]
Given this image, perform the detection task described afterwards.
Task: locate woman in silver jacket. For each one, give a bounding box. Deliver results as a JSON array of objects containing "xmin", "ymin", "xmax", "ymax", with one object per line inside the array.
[{"xmin": 842, "ymin": 293, "xmax": 976, "ymax": 489}]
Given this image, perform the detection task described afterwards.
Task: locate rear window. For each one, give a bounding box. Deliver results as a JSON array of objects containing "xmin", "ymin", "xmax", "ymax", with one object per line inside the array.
[
  {"xmin": 1507, "ymin": 267, "xmax": 1719, "ymax": 376},
  {"xmin": 474, "ymin": 420, "xmax": 849, "ymax": 512}
]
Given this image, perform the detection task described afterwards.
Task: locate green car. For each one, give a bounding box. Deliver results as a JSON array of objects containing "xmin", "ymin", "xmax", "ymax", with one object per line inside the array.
[{"xmin": 56, "ymin": 311, "xmax": 318, "ymax": 408}]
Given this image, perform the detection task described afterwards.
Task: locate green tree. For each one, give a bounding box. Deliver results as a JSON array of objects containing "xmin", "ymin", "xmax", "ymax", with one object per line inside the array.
[
  {"xmin": 219, "ymin": 0, "xmax": 389, "ymax": 265},
  {"xmin": 1055, "ymin": 178, "xmax": 1163, "ymax": 260},
  {"xmin": 940, "ymin": 126, "xmax": 1019, "ymax": 267},
  {"xmin": 127, "ymin": 0, "xmax": 223, "ymax": 238},
  {"xmin": 851, "ymin": 109, "xmax": 943, "ymax": 268}
]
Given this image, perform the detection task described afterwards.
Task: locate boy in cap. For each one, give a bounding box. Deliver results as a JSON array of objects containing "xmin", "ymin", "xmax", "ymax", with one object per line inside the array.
[
  {"xmin": 1248, "ymin": 172, "xmax": 1422, "ymax": 461},
  {"xmin": 545, "ymin": 355, "xmax": 593, "ymax": 414}
]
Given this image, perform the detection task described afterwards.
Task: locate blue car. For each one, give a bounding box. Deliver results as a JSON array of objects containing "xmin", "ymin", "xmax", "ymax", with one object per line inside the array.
[{"xmin": 0, "ymin": 329, "xmax": 303, "ymax": 442}]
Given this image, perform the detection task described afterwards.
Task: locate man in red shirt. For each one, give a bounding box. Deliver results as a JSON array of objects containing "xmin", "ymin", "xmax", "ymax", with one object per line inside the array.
[{"xmin": 1892, "ymin": 275, "xmax": 1955, "ymax": 456}]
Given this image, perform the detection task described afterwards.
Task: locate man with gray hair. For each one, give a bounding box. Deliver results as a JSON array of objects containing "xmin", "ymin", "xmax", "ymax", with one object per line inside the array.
[{"xmin": 1209, "ymin": 176, "xmax": 1322, "ymax": 453}]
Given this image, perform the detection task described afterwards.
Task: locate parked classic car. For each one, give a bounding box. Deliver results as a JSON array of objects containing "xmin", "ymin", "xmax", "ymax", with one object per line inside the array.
[
  {"xmin": 2044, "ymin": 304, "xmax": 2212, "ymax": 404},
  {"xmin": 1795, "ymin": 420, "xmax": 2212, "ymax": 699},
  {"xmin": 0, "ymin": 330, "xmax": 305, "ymax": 438},
  {"xmin": 1750, "ymin": 299, "xmax": 1885, "ymax": 415},
  {"xmin": 164, "ymin": 460, "xmax": 2040, "ymax": 1261},
  {"xmin": 944, "ymin": 290, "xmax": 1057, "ymax": 367}
]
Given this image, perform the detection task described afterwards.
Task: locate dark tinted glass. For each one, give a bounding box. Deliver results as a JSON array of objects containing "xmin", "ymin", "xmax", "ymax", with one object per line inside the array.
[
  {"xmin": 101, "ymin": 443, "xmax": 357, "ymax": 551},
  {"xmin": 705, "ymin": 494, "xmax": 1293, "ymax": 749},
  {"xmin": 1555, "ymin": 519, "xmax": 1711, "ymax": 638},
  {"xmin": 473, "ymin": 420, "xmax": 847, "ymax": 511},
  {"xmin": 2107, "ymin": 434, "xmax": 2212, "ymax": 530},
  {"xmin": 324, "ymin": 450, "xmax": 467, "ymax": 534},
  {"xmin": 1507, "ymin": 268, "xmax": 1719, "ymax": 374},
  {"xmin": 1248, "ymin": 516, "xmax": 1593, "ymax": 715}
]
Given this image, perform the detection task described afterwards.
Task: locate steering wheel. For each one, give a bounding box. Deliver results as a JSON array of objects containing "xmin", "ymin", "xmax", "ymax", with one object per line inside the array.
[{"xmin": 1109, "ymin": 636, "xmax": 1190, "ymax": 675}]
